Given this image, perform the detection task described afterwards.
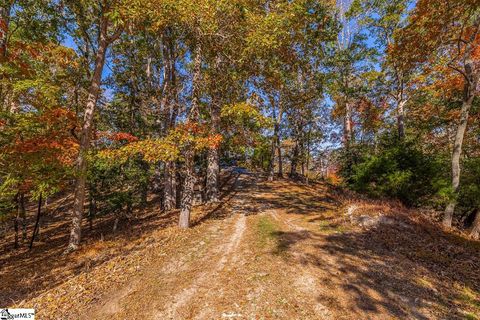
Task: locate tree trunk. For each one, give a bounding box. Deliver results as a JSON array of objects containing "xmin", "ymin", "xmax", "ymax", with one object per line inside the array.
[
  {"xmin": 13, "ymin": 206, "xmax": 20, "ymax": 249},
  {"xmin": 112, "ymin": 216, "xmax": 119, "ymax": 233},
  {"xmin": 164, "ymin": 161, "xmax": 177, "ymax": 211},
  {"xmin": 206, "ymin": 65, "xmax": 221, "ymax": 203},
  {"xmin": 305, "ymin": 130, "xmax": 311, "ymax": 185},
  {"xmin": 268, "ymin": 136, "xmax": 275, "ymax": 181},
  {"xmin": 344, "ymin": 101, "xmax": 353, "ymax": 149},
  {"xmin": 88, "ymin": 191, "xmax": 96, "ymax": 231},
  {"xmin": 277, "ymin": 141, "xmax": 283, "ymax": 178},
  {"xmin": 179, "ymin": 149, "xmax": 195, "ymax": 228},
  {"xmin": 268, "ymin": 99, "xmax": 283, "ymax": 181},
  {"xmin": 290, "ymin": 142, "xmax": 299, "ymax": 178},
  {"xmin": 470, "ymin": 209, "xmax": 480, "ymax": 240},
  {"xmin": 179, "ymin": 43, "xmax": 201, "ymax": 228},
  {"xmin": 268, "ymin": 121, "xmax": 278, "ymax": 181},
  {"xmin": 397, "ymin": 99, "xmax": 406, "ymax": 139},
  {"xmin": 18, "ymin": 193, "xmax": 26, "ymax": 242},
  {"xmin": 29, "ymin": 194, "xmax": 42, "ymax": 250},
  {"xmin": 162, "ymin": 30, "xmax": 177, "ymax": 212},
  {"xmin": 206, "ymin": 146, "xmax": 219, "ymax": 202},
  {"xmin": 443, "ymin": 80, "xmax": 475, "ymax": 228},
  {"xmin": 276, "ymin": 103, "xmax": 283, "ymax": 178},
  {"xmin": 67, "ymin": 18, "xmax": 110, "ymax": 252}
]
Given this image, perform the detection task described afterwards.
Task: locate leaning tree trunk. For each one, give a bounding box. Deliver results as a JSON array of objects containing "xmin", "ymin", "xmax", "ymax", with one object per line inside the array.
[
  {"xmin": 29, "ymin": 194, "xmax": 42, "ymax": 250},
  {"xmin": 443, "ymin": 81, "xmax": 475, "ymax": 228},
  {"xmin": 67, "ymin": 18, "xmax": 110, "ymax": 251},
  {"xmin": 470, "ymin": 209, "xmax": 480, "ymax": 240},
  {"xmin": 179, "ymin": 43, "xmax": 201, "ymax": 229}
]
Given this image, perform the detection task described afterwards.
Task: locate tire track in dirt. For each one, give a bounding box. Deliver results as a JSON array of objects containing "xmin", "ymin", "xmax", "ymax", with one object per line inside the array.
[
  {"xmin": 85, "ymin": 174, "xmax": 249, "ymax": 320},
  {"xmin": 266, "ymin": 208, "xmax": 333, "ymax": 319},
  {"xmin": 153, "ymin": 176, "xmax": 251, "ymax": 320},
  {"xmin": 86, "ymin": 220, "xmax": 224, "ymax": 320},
  {"xmin": 157, "ymin": 212, "xmax": 246, "ymax": 319}
]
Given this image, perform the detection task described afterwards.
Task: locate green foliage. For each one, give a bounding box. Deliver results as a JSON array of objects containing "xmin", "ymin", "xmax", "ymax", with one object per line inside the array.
[
  {"xmin": 457, "ymin": 158, "xmax": 480, "ymax": 214},
  {"xmin": 340, "ymin": 136, "xmax": 448, "ymax": 206},
  {"xmin": 250, "ymin": 137, "xmax": 272, "ymax": 172},
  {"xmin": 88, "ymin": 154, "xmax": 150, "ymax": 216}
]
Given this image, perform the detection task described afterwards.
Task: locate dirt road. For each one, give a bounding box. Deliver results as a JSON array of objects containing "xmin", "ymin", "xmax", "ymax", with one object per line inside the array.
[{"xmin": 18, "ymin": 172, "xmax": 480, "ymax": 319}]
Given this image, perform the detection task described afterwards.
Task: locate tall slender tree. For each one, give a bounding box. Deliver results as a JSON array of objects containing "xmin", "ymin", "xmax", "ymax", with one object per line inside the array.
[{"xmin": 64, "ymin": 0, "xmax": 125, "ymax": 251}]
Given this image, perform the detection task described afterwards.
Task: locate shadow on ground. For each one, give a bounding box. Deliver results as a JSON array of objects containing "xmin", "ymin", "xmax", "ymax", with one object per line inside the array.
[
  {"xmin": 0, "ymin": 171, "xmax": 242, "ymax": 305},
  {"xmin": 262, "ymin": 178, "xmax": 480, "ymax": 319}
]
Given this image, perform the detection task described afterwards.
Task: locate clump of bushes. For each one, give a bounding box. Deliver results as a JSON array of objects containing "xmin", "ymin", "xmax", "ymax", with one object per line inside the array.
[{"xmin": 339, "ymin": 135, "xmax": 448, "ymax": 206}]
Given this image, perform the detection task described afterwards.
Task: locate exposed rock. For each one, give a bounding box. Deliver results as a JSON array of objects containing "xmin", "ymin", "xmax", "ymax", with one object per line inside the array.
[{"xmin": 347, "ymin": 204, "xmax": 411, "ymax": 229}]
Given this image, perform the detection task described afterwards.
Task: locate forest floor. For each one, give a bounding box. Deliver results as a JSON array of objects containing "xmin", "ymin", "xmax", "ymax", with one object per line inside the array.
[{"xmin": 2, "ymin": 170, "xmax": 480, "ymax": 319}]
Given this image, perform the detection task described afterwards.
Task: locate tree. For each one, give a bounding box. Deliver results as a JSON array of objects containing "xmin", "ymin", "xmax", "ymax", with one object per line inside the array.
[
  {"xmin": 244, "ymin": 0, "xmax": 336, "ymax": 180},
  {"xmin": 350, "ymin": 0, "xmax": 413, "ymax": 139},
  {"xmin": 63, "ymin": 0, "xmax": 125, "ymax": 251},
  {"xmin": 0, "ymin": 0, "xmax": 79, "ymax": 249},
  {"xmin": 394, "ymin": 0, "xmax": 480, "ymax": 227}
]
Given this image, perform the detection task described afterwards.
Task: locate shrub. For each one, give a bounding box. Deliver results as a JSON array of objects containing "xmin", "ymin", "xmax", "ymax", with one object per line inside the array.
[{"xmin": 340, "ymin": 136, "xmax": 447, "ymax": 206}]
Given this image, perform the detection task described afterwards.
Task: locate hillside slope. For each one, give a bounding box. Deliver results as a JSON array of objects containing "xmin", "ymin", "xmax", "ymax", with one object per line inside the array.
[{"xmin": 4, "ymin": 173, "xmax": 480, "ymax": 319}]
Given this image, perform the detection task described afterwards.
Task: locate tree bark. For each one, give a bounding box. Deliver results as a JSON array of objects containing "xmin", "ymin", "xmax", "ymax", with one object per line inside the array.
[
  {"xmin": 268, "ymin": 134, "xmax": 276, "ymax": 181},
  {"xmin": 179, "ymin": 149, "xmax": 195, "ymax": 228},
  {"xmin": 164, "ymin": 161, "xmax": 177, "ymax": 211},
  {"xmin": 443, "ymin": 79, "xmax": 475, "ymax": 227},
  {"xmin": 268, "ymin": 98, "xmax": 283, "ymax": 181},
  {"xmin": 276, "ymin": 101, "xmax": 283, "ymax": 178},
  {"xmin": 67, "ymin": 17, "xmax": 110, "ymax": 252},
  {"xmin": 290, "ymin": 141, "xmax": 299, "ymax": 178},
  {"xmin": 179, "ymin": 43, "xmax": 201, "ymax": 228},
  {"xmin": 397, "ymin": 99, "xmax": 406, "ymax": 139},
  {"xmin": 206, "ymin": 146, "xmax": 220, "ymax": 202},
  {"xmin": 305, "ymin": 129, "xmax": 311, "ymax": 185},
  {"xmin": 470, "ymin": 209, "xmax": 480, "ymax": 240},
  {"xmin": 17, "ymin": 193, "xmax": 27, "ymax": 242},
  {"xmin": 13, "ymin": 195, "xmax": 19, "ymax": 249},
  {"xmin": 344, "ymin": 101, "xmax": 353, "ymax": 149},
  {"xmin": 162, "ymin": 30, "xmax": 178, "ymax": 211},
  {"xmin": 29, "ymin": 194, "xmax": 42, "ymax": 250},
  {"xmin": 206, "ymin": 62, "xmax": 221, "ymax": 203},
  {"xmin": 277, "ymin": 140, "xmax": 283, "ymax": 178}
]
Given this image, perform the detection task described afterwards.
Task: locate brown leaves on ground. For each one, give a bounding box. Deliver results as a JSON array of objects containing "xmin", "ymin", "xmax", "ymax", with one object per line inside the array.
[{"xmin": 2, "ymin": 174, "xmax": 480, "ymax": 319}]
